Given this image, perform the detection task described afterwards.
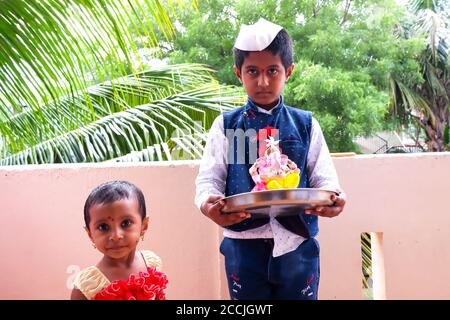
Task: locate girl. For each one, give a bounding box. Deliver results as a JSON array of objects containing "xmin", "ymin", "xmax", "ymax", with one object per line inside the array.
[{"xmin": 71, "ymin": 181, "xmax": 167, "ymax": 300}]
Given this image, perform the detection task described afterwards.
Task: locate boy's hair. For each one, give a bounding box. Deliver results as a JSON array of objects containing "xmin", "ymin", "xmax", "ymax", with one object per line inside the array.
[
  {"xmin": 84, "ymin": 180, "xmax": 146, "ymax": 228},
  {"xmin": 232, "ymin": 29, "xmax": 293, "ymax": 72}
]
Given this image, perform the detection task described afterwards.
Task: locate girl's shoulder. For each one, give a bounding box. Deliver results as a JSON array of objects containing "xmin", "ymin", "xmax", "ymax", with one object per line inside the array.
[
  {"xmin": 73, "ymin": 265, "xmax": 110, "ymax": 300},
  {"xmin": 140, "ymin": 250, "xmax": 163, "ymax": 270}
]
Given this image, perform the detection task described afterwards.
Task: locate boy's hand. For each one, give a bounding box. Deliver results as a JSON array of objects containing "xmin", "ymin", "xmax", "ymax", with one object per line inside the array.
[
  {"xmin": 200, "ymin": 195, "xmax": 251, "ymax": 227},
  {"xmin": 305, "ymin": 192, "xmax": 346, "ymax": 218}
]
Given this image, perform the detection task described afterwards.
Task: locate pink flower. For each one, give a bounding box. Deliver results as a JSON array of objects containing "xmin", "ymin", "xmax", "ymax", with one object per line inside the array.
[{"xmin": 252, "ymin": 181, "xmax": 267, "ymax": 191}]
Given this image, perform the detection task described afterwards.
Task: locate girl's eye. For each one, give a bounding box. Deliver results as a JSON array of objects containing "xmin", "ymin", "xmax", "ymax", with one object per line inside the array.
[
  {"xmin": 121, "ymin": 219, "xmax": 132, "ymax": 228},
  {"xmin": 98, "ymin": 223, "xmax": 109, "ymax": 231}
]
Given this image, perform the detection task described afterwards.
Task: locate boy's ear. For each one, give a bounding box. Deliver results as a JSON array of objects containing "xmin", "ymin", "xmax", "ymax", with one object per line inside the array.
[
  {"xmin": 141, "ymin": 216, "xmax": 149, "ymax": 236},
  {"xmin": 233, "ymin": 65, "xmax": 242, "ymax": 82},
  {"xmin": 286, "ymin": 63, "xmax": 295, "ymax": 80}
]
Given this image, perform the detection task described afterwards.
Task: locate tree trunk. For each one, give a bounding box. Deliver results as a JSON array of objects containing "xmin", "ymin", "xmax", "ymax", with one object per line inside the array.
[{"xmin": 419, "ymin": 99, "xmax": 448, "ymax": 152}]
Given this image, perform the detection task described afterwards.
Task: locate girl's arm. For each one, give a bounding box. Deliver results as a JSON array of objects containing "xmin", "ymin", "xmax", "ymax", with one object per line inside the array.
[{"xmin": 70, "ymin": 288, "xmax": 87, "ymax": 300}]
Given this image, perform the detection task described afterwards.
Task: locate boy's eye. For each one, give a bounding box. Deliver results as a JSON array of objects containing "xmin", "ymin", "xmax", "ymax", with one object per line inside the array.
[
  {"xmin": 121, "ymin": 219, "xmax": 132, "ymax": 228},
  {"xmin": 268, "ymin": 68, "xmax": 278, "ymax": 76},
  {"xmin": 98, "ymin": 223, "xmax": 109, "ymax": 231},
  {"xmin": 247, "ymin": 69, "xmax": 258, "ymax": 75}
]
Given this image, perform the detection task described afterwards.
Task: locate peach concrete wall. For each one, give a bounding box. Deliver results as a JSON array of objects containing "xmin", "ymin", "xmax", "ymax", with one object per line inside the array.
[
  {"xmin": 0, "ymin": 161, "xmax": 222, "ymax": 300},
  {"xmin": 0, "ymin": 153, "xmax": 449, "ymax": 299},
  {"xmin": 318, "ymin": 152, "xmax": 450, "ymax": 299}
]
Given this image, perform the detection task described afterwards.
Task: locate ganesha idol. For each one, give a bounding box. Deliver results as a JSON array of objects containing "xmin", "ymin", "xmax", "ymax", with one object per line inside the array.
[{"xmin": 249, "ymin": 135, "xmax": 300, "ymax": 191}]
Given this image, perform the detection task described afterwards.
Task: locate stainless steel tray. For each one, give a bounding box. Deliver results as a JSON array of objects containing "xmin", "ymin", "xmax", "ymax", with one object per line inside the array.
[{"xmin": 221, "ymin": 188, "xmax": 336, "ymax": 217}]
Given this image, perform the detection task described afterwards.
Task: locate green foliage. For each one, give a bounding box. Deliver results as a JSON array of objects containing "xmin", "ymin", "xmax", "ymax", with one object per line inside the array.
[
  {"xmin": 361, "ymin": 232, "xmax": 372, "ymax": 295},
  {"xmin": 163, "ymin": 0, "xmax": 424, "ymax": 152},
  {"xmin": 285, "ymin": 62, "xmax": 389, "ymax": 152},
  {"xmin": 0, "ymin": 0, "xmax": 177, "ymax": 111},
  {"xmin": 0, "ymin": 64, "xmax": 243, "ymax": 165},
  {"xmin": 3, "ymin": 0, "xmax": 447, "ymax": 164},
  {"xmin": 167, "ymin": 0, "xmax": 239, "ymax": 85},
  {"xmin": 388, "ymin": 0, "xmax": 450, "ymax": 151},
  {"xmin": 0, "ymin": 1, "xmax": 243, "ymax": 165}
]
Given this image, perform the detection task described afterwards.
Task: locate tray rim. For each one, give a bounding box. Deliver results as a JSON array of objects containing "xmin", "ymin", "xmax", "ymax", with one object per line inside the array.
[
  {"xmin": 221, "ymin": 187, "xmax": 337, "ymax": 200},
  {"xmin": 221, "ymin": 188, "xmax": 337, "ymax": 213}
]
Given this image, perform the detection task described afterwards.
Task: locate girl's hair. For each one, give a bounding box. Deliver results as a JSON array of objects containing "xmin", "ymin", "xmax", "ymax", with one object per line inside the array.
[
  {"xmin": 84, "ymin": 180, "xmax": 146, "ymax": 229},
  {"xmin": 232, "ymin": 29, "xmax": 293, "ymax": 72}
]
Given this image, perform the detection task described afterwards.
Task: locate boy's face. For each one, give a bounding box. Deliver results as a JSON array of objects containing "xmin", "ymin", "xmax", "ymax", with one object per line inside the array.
[
  {"xmin": 234, "ymin": 51, "xmax": 294, "ymax": 110},
  {"xmin": 85, "ymin": 198, "xmax": 148, "ymax": 260}
]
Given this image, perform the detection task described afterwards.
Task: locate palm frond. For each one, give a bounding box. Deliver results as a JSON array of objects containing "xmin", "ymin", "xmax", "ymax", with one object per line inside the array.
[
  {"xmin": 0, "ymin": 0, "xmax": 175, "ymax": 112},
  {"xmin": 361, "ymin": 232, "xmax": 372, "ymax": 290},
  {"xmin": 109, "ymin": 133, "xmax": 207, "ymax": 162},
  {"xmin": 414, "ymin": 8, "xmax": 448, "ymax": 64},
  {"xmin": 0, "ymin": 64, "xmax": 218, "ymax": 154},
  {"xmin": 0, "ymin": 82, "xmax": 242, "ymax": 165},
  {"xmin": 389, "ymin": 77, "xmax": 437, "ymax": 127},
  {"xmin": 408, "ymin": 0, "xmax": 439, "ymax": 13},
  {"xmin": 422, "ymin": 61, "xmax": 449, "ymax": 99}
]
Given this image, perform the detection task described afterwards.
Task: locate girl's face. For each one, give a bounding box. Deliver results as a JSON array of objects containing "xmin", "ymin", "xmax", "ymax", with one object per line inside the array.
[
  {"xmin": 233, "ymin": 51, "xmax": 294, "ymax": 110},
  {"xmin": 86, "ymin": 198, "xmax": 148, "ymax": 259}
]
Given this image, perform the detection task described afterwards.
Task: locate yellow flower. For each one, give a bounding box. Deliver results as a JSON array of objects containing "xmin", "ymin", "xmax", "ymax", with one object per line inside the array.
[{"xmin": 265, "ymin": 172, "xmax": 300, "ymax": 190}]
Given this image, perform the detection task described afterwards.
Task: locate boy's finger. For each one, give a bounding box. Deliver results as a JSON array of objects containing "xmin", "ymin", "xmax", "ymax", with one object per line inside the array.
[
  {"xmin": 239, "ymin": 211, "xmax": 251, "ymax": 219},
  {"xmin": 212, "ymin": 197, "xmax": 224, "ymax": 204},
  {"xmin": 213, "ymin": 200, "xmax": 225, "ymax": 208},
  {"xmin": 321, "ymin": 207, "xmax": 342, "ymax": 218},
  {"xmin": 334, "ymin": 197, "xmax": 345, "ymax": 206},
  {"xmin": 305, "ymin": 207, "xmax": 325, "ymax": 216},
  {"xmin": 227, "ymin": 212, "xmax": 250, "ymax": 223}
]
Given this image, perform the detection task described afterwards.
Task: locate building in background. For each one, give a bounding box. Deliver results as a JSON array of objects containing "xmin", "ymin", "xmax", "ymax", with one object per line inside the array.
[{"xmin": 354, "ymin": 131, "xmax": 425, "ymax": 154}]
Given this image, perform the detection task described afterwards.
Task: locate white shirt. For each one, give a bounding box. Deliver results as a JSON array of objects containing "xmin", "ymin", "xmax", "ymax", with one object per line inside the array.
[{"xmin": 195, "ymin": 105, "xmax": 342, "ymax": 257}]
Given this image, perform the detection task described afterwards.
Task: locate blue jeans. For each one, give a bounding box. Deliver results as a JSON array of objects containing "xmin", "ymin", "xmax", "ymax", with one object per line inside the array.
[{"xmin": 220, "ymin": 237, "xmax": 320, "ymax": 300}]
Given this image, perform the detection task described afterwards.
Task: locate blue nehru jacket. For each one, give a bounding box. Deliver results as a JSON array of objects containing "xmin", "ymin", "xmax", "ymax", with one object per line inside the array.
[{"xmin": 223, "ymin": 96, "xmax": 318, "ymax": 238}]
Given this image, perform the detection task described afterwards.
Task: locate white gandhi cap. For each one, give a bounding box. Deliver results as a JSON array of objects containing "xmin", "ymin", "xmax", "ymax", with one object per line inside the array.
[{"xmin": 234, "ymin": 18, "xmax": 283, "ymax": 51}]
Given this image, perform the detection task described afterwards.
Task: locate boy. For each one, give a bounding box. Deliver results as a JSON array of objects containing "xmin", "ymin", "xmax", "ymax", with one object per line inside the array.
[{"xmin": 195, "ymin": 18, "xmax": 346, "ymax": 300}]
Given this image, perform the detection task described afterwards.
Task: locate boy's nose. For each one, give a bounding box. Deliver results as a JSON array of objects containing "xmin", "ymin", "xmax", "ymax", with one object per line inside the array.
[{"xmin": 258, "ymin": 74, "xmax": 269, "ymax": 87}]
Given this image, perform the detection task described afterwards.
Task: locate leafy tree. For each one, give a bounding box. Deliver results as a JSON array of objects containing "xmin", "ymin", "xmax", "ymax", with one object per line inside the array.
[
  {"xmin": 284, "ymin": 62, "xmax": 389, "ymax": 151},
  {"xmin": 168, "ymin": 0, "xmax": 239, "ymax": 85}
]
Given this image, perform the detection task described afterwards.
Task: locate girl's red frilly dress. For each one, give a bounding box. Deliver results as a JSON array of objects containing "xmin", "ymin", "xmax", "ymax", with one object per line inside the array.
[{"xmin": 73, "ymin": 250, "xmax": 168, "ymax": 300}]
